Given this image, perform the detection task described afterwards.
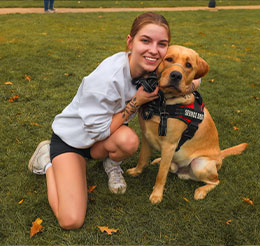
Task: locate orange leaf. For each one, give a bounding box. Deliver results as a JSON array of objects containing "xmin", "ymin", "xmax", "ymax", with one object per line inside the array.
[
  {"xmin": 88, "ymin": 185, "xmax": 96, "ymax": 193},
  {"xmin": 242, "ymin": 197, "xmax": 254, "ymax": 206},
  {"xmin": 31, "ymin": 122, "xmax": 40, "ymax": 126},
  {"xmin": 233, "ymin": 126, "xmax": 239, "ymax": 130},
  {"xmin": 199, "ymin": 32, "xmax": 206, "ymax": 36},
  {"xmin": 18, "ymin": 199, "xmax": 24, "ymax": 205},
  {"xmin": 25, "ymin": 75, "xmax": 31, "ymax": 82},
  {"xmin": 97, "ymin": 226, "xmax": 118, "ymax": 235},
  {"xmin": 8, "ymin": 95, "xmax": 19, "ymax": 102},
  {"xmin": 226, "ymin": 219, "xmax": 232, "ymax": 225},
  {"xmin": 30, "ymin": 218, "xmax": 43, "ymax": 238},
  {"xmin": 4, "ymin": 81, "xmax": 13, "ymax": 85},
  {"xmin": 183, "ymin": 198, "xmax": 189, "ymax": 202}
]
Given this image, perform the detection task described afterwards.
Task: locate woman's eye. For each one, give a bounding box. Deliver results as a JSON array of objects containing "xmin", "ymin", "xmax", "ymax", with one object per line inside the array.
[
  {"xmin": 186, "ymin": 62, "xmax": 192, "ymax": 68},
  {"xmin": 141, "ymin": 39, "xmax": 149, "ymax": 43},
  {"xmin": 165, "ymin": 57, "xmax": 173, "ymax": 62},
  {"xmin": 159, "ymin": 42, "xmax": 167, "ymax": 47}
]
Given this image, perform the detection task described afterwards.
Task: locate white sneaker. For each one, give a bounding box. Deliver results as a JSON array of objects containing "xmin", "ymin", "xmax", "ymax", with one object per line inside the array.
[
  {"xmin": 103, "ymin": 158, "xmax": 127, "ymax": 194},
  {"xmin": 45, "ymin": 9, "xmax": 56, "ymax": 13},
  {"xmin": 28, "ymin": 140, "xmax": 51, "ymax": 175}
]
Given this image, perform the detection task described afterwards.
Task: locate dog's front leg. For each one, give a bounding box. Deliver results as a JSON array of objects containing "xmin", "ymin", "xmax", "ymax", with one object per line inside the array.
[
  {"xmin": 149, "ymin": 145, "xmax": 176, "ymax": 204},
  {"xmin": 127, "ymin": 133, "xmax": 152, "ymax": 177}
]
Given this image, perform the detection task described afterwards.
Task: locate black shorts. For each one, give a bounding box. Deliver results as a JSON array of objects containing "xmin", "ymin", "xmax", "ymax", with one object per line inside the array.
[{"xmin": 50, "ymin": 132, "xmax": 93, "ymax": 161}]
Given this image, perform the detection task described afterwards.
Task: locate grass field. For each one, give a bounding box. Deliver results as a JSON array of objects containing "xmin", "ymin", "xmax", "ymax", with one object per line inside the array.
[
  {"xmin": 0, "ymin": 0, "xmax": 259, "ymax": 8},
  {"xmin": 1, "ymin": 7, "xmax": 260, "ymax": 245}
]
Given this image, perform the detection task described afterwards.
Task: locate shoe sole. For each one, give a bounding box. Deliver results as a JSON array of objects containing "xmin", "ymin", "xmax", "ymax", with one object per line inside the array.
[
  {"xmin": 28, "ymin": 140, "xmax": 51, "ymax": 172},
  {"xmin": 109, "ymin": 184, "xmax": 127, "ymax": 194}
]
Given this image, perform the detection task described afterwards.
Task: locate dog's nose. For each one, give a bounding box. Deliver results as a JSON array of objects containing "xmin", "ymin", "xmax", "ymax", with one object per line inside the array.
[{"xmin": 169, "ymin": 71, "xmax": 182, "ymax": 82}]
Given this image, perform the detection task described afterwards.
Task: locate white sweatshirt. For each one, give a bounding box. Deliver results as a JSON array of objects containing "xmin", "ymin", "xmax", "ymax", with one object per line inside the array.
[{"xmin": 52, "ymin": 52, "xmax": 137, "ymax": 149}]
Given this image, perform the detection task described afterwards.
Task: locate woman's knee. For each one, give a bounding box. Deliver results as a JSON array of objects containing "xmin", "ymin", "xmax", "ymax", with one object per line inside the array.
[
  {"xmin": 117, "ymin": 128, "xmax": 139, "ymax": 154},
  {"xmin": 58, "ymin": 212, "xmax": 85, "ymax": 230}
]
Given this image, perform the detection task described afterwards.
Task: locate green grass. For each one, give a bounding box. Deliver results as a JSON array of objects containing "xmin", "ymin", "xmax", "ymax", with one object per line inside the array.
[
  {"xmin": 1, "ymin": 9, "xmax": 260, "ymax": 245},
  {"xmin": 0, "ymin": 0, "xmax": 259, "ymax": 8}
]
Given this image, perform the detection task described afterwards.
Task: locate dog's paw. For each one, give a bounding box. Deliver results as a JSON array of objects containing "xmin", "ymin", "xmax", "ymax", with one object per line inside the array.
[
  {"xmin": 126, "ymin": 167, "xmax": 142, "ymax": 177},
  {"xmin": 151, "ymin": 158, "xmax": 161, "ymax": 165},
  {"xmin": 177, "ymin": 173, "xmax": 190, "ymax": 180},
  {"xmin": 169, "ymin": 162, "xmax": 178, "ymax": 173},
  {"xmin": 194, "ymin": 187, "xmax": 207, "ymax": 200},
  {"xmin": 149, "ymin": 192, "xmax": 163, "ymax": 204}
]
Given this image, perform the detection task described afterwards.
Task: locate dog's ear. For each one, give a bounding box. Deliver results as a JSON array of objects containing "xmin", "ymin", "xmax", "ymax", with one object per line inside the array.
[{"xmin": 195, "ymin": 57, "xmax": 209, "ymax": 79}]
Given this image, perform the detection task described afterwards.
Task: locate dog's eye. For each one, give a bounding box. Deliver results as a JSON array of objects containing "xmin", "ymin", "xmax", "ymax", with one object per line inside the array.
[
  {"xmin": 165, "ymin": 57, "xmax": 173, "ymax": 62},
  {"xmin": 186, "ymin": 62, "xmax": 192, "ymax": 68}
]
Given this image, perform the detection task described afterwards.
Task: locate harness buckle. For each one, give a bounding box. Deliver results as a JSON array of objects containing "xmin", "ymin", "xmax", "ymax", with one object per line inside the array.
[
  {"xmin": 160, "ymin": 111, "xmax": 169, "ymax": 118},
  {"xmin": 183, "ymin": 122, "xmax": 198, "ymax": 138}
]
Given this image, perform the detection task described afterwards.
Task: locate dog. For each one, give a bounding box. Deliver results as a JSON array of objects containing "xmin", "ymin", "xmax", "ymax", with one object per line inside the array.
[{"xmin": 127, "ymin": 45, "xmax": 248, "ymax": 204}]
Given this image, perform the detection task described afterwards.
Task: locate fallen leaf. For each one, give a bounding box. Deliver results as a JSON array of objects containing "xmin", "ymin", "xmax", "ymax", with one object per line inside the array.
[
  {"xmin": 18, "ymin": 199, "xmax": 24, "ymax": 205},
  {"xmin": 31, "ymin": 122, "xmax": 40, "ymax": 126},
  {"xmin": 88, "ymin": 185, "xmax": 96, "ymax": 193},
  {"xmin": 233, "ymin": 126, "xmax": 239, "ymax": 130},
  {"xmin": 242, "ymin": 197, "xmax": 254, "ymax": 206},
  {"xmin": 209, "ymin": 79, "xmax": 215, "ymax": 83},
  {"xmin": 183, "ymin": 198, "xmax": 189, "ymax": 202},
  {"xmin": 8, "ymin": 95, "xmax": 19, "ymax": 102},
  {"xmin": 252, "ymin": 96, "xmax": 259, "ymax": 100},
  {"xmin": 97, "ymin": 226, "xmax": 118, "ymax": 235},
  {"xmin": 226, "ymin": 219, "xmax": 232, "ymax": 225},
  {"xmin": 25, "ymin": 75, "xmax": 31, "ymax": 82},
  {"xmin": 4, "ymin": 81, "xmax": 13, "ymax": 85},
  {"xmin": 237, "ymin": 110, "xmax": 242, "ymax": 113},
  {"xmin": 30, "ymin": 218, "xmax": 43, "ymax": 238},
  {"xmin": 89, "ymin": 197, "xmax": 95, "ymax": 203}
]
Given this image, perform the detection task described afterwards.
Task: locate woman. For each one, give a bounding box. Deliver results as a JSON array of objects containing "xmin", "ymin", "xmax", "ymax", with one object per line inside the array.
[{"xmin": 29, "ymin": 12, "xmax": 200, "ymax": 230}]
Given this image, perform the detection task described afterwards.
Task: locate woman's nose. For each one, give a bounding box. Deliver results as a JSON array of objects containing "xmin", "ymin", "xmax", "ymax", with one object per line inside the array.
[{"xmin": 149, "ymin": 43, "xmax": 158, "ymax": 54}]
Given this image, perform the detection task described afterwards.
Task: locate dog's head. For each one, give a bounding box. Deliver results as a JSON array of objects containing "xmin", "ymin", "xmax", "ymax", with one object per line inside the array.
[{"xmin": 157, "ymin": 45, "xmax": 209, "ymax": 96}]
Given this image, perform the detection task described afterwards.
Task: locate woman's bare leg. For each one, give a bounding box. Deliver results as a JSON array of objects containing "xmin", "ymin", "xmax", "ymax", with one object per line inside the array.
[
  {"xmin": 46, "ymin": 152, "xmax": 87, "ymax": 230},
  {"xmin": 90, "ymin": 125, "xmax": 139, "ymax": 161}
]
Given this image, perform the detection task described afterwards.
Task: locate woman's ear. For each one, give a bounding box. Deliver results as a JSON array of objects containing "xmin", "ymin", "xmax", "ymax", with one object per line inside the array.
[{"xmin": 127, "ymin": 35, "xmax": 133, "ymax": 50}]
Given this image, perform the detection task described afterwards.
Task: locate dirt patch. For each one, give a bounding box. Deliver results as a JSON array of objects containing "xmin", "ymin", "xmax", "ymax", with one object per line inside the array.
[{"xmin": 0, "ymin": 6, "xmax": 260, "ymax": 15}]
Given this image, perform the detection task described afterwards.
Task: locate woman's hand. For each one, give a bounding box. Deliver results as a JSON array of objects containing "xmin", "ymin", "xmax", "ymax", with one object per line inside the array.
[
  {"xmin": 135, "ymin": 86, "xmax": 159, "ymax": 106},
  {"xmin": 185, "ymin": 78, "xmax": 201, "ymax": 94}
]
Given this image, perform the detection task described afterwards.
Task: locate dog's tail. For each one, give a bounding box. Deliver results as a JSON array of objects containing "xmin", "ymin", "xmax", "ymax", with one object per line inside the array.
[{"xmin": 221, "ymin": 143, "xmax": 248, "ymax": 160}]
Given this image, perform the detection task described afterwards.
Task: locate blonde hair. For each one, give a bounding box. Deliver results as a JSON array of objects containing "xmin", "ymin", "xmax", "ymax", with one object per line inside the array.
[{"xmin": 127, "ymin": 12, "xmax": 171, "ymax": 50}]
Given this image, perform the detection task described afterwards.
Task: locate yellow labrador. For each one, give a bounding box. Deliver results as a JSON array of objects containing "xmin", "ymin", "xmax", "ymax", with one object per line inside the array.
[{"xmin": 127, "ymin": 45, "xmax": 248, "ymax": 204}]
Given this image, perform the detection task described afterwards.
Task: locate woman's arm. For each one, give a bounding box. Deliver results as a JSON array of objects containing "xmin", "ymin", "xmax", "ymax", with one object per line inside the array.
[{"xmin": 110, "ymin": 86, "xmax": 159, "ymax": 134}]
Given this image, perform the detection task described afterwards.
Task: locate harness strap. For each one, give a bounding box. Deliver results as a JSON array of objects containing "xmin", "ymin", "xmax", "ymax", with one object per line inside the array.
[{"xmin": 176, "ymin": 122, "xmax": 198, "ymax": 151}]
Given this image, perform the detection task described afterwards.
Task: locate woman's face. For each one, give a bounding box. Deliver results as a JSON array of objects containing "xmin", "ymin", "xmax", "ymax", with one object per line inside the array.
[{"xmin": 127, "ymin": 23, "xmax": 169, "ymax": 78}]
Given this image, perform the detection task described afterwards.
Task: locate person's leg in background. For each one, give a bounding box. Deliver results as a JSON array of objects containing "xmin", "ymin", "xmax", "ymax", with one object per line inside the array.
[
  {"xmin": 44, "ymin": 0, "xmax": 49, "ymax": 12},
  {"xmin": 49, "ymin": 0, "xmax": 56, "ymax": 12}
]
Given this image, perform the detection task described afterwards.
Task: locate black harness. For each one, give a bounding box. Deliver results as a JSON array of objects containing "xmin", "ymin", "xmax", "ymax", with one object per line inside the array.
[{"xmin": 132, "ymin": 73, "xmax": 205, "ymax": 152}]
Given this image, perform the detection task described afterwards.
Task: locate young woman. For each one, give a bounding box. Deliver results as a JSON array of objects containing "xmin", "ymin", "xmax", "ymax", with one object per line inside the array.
[{"xmin": 29, "ymin": 12, "xmax": 200, "ymax": 230}]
